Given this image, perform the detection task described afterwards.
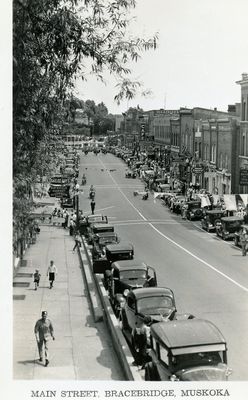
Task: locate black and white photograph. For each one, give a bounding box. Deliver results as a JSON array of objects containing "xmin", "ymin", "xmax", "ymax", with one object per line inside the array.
[{"xmin": 1, "ymin": 0, "xmax": 248, "ymax": 399}]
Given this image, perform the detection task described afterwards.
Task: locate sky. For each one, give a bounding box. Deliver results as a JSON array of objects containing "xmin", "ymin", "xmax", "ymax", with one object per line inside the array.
[{"xmin": 75, "ymin": 0, "xmax": 248, "ymax": 114}]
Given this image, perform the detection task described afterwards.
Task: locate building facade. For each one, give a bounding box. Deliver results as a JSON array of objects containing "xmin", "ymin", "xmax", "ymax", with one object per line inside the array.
[{"xmin": 236, "ymin": 73, "xmax": 248, "ymax": 194}]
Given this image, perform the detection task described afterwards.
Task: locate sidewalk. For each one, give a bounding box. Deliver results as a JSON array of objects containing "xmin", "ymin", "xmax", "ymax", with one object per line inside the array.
[{"xmin": 13, "ymin": 225, "xmax": 124, "ymax": 380}]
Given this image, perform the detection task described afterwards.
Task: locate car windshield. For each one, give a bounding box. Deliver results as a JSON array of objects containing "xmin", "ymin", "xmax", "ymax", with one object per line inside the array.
[
  {"xmin": 99, "ymin": 236, "xmax": 117, "ymax": 245},
  {"xmin": 137, "ymin": 296, "xmax": 174, "ymax": 315},
  {"xmin": 174, "ymin": 351, "xmax": 223, "ymax": 370},
  {"xmin": 88, "ymin": 216, "xmax": 103, "ymax": 223},
  {"xmin": 110, "ymin": 252, "xmax": 132, "ymax": 261},
  {"xmin": 119, "ymin": 269, "xmax": 147, "ymax": 280}
]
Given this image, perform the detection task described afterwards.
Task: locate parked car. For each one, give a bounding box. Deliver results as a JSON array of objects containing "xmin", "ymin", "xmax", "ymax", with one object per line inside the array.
[
  {"xmin": 144, "ymin": 319, "xmax": 232, "ymax": 381},
  {"xmin": 87, "ymin": 223, "xmax": 114, "ymax": 245},
  {"xmin": 107, "ymin": 260, "xmax": 157, "ymax": 315},
  {"xmin": 125, "ymin": 170, "xmax": 137, "ymax": 179},
  {"xmin": 120, "ymin": 287, "xmax": 176, "ymax": 337},
  {"xmin": 234, "ymin": 224, "xmax": 248, "ymax": 246},
  {"xmin": 92, "ymin": 242, "xmax": 134, "ymax": 274},
  {"xmin": 60, "ymin": 197, "xmax": 74, "ymax": 208},
  {"xmin": 186, "ymin": 200, "xmax": 203, "ymax": 220},
  {"xmin": 84, "ymin": 214, "xmax": 108, "ymax": 239},
  {"xmin": 201, "ymin": 210, "xmax": 225, "ymax": 232},
  {"xmin": 120, "ymin": 287, "xmax": 193, "ymax": 351},
  {"xmin": 92, "ymin": 232, "xmax": 119, "ymax": 261},
  {"xmin": 216, "ymin": 216, "xmax": 244, "ymax": 240}
]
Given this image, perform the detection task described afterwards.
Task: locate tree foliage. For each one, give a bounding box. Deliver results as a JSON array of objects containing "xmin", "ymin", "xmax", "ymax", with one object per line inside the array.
[{"xmin": 13, "ymin": 0, "xmax": 157, "ymax": 248}]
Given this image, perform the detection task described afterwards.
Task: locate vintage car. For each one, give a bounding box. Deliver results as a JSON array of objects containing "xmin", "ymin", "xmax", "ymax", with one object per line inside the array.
[
  {"xmin": 81, "ymin": 214, "xmax": 108, "ymax": 237},
  {"xmin": 216, "ymin": 216, "xmax": 244, "ymax": 240},
  {"xmin": 107, "ymin": 260, "xmax": 157, "ymax": 315},
  {"xmin": 60, "ymin": 197, "xmax": 74, "ymax": 209},
  {"xmin": 186, "ymin": 200, "xmax": 203, "ymax": 220},
  {"xmin": 144, "ymin": 319, "xmax": 232, "ymax": 381},
  {"xmin": 234, "ymin": 224, "xmax": 248, "ymax": 246},
  {"xmin": 120, "ymin": 287, "xmax": 176, "ymax": 337},
  {"xmin": 201, "ymin": 210, "xmax": 225, "ymax": 232},
  {"xmin": 87, "ymin": 223, "xmax": 114, "ymax": 245},
  {"xmin": 125, "ymin": 170, "xmax": 137, "ymax": 179},
  {"xmin": 92, "ymin": 242, "xmax": 134, "ymax": 274},
  {"xmin": 120, "ymin": 288, "xmax": 194, "ymax": 343},
  {"xmin": 92, "ymin": 232, "xmax": 119, "ymax": 261}
]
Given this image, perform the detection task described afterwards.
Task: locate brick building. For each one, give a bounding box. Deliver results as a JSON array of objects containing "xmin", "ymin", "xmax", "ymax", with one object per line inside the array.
[{"xmin": 236, "ymin": 73, "xmax": 248, "ymax": 194}]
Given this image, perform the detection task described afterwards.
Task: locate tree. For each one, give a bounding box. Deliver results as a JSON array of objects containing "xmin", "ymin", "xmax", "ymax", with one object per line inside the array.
[{"xmin": 13, "ymin": 0, "xmax": 157, "ymax": 255}]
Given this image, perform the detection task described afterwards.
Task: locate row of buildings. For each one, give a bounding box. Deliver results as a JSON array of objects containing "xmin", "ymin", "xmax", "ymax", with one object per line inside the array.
[{"xmin": 116, "ymin": 73, "xmax": 248, "ymax": 195}]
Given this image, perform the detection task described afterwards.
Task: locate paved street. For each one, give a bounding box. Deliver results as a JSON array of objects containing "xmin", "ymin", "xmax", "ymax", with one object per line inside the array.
[
  {"xmin": 78, "ymin": 152, "xmax": 248, "ymax": 380},
  {"xmin": 13, "ymin": 225, "xmax": 124, "ymax": 380}
]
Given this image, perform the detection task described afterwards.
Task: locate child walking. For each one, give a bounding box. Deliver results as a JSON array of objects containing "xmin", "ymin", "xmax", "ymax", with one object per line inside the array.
[{"xmin": 33, "ymin": 269, "xmax": 41, "ymax": 290}]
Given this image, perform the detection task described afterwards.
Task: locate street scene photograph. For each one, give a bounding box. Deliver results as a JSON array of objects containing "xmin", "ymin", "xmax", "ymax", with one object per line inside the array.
[{"xmin": 2, "ymin": 0, "xmax": 248, "ymax": 398}]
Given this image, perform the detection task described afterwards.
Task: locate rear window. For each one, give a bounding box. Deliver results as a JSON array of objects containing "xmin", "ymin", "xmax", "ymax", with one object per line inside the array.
[{"xmin": 119, "ymin": 269, "xmax": 147, "ymax": 280}]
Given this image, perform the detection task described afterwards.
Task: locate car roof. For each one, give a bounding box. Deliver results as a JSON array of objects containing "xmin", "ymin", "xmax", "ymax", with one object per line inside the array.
[
  {"xmin": 128, "ymin": 287, "xmax": 174, "ymax": 300},
  {"xmin": 221, "ymin": 216, "xmax": 243, "ymax": 222},
  {"xmin": 111, "ymin": 259, "xmax": 148, "ymax": 271},
  {"xmin": 96, "ymin": 232, "xmax": 117, "ymax": 238},
  {"xmin": 151, "ymin": 319, "xmax": 227, "ymax": 355},
  {"xmin": 206, "ymin": 210, "xmax": 224, "ymax": 215},
  {"xmin": 106, "ymin": 243, "xmax": 134, "ymax": 252},
  {"xmin": 87, "ymin": 214, "xmax": 105, "ymax": 220},
  {"xmin": 92, "ymin": 223, "xmax": 114, "ymax": 229}
]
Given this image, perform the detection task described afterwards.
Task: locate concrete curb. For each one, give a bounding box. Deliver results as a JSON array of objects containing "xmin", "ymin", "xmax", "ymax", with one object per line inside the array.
[
  {"xmin": 78, "ymin": 242, "xmax": 103, "ymax": 323},
  {"xmin": 78, "ymin": 235, "xmax": 142, "ymax": 381}
]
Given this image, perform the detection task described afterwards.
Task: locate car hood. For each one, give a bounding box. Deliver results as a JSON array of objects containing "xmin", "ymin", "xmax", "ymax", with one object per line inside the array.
[{"xmin": 176, "ymin": 364, "xmax": 230, "ymax": 381}]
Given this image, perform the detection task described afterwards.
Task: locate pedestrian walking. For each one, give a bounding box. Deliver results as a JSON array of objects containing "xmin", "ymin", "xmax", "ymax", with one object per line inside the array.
[
  {"xmin": 34, "ymin": 311, "xmax": 55, "ymax": 366},
  {"xmin": 240, "ymin": 227, "xmax": 248, "ymax": 256},
  {"xmin": 90, "ymin": 199, "xmax": 96, "ymax": 215},
  {"xmin": 72, "ymin": 232, "xmax": 81, "ymax": 252},
  {"xmin": 33, "ymin": 269, "xmax": 41, "ymax": 290},
  {"xmin": 47, "ymin": 260, "xmax": 57, "ymax": 289}
]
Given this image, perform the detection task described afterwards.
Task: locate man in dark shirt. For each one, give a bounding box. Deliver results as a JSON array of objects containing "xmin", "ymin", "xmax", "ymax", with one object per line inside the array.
[{"xmin": 34, "ymin": 311, "xmax": 55, "ymax": 366}]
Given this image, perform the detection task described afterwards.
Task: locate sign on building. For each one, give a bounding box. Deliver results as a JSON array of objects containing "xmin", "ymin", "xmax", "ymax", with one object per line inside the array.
[{"xmin": 239, "ymin": 168, "xmax": 248, "ymax": 185}]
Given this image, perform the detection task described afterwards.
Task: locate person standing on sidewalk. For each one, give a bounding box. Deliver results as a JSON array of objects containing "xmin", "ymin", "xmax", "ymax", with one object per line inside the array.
[
  {"xmin": 47, "ymin": 260, "xmax": 57, "ymax": 289},
  {"xmin": 34, "ymin": 311, "xmax": 55, "ymax": 366},
  {"xmin": 90, "ymin": 199, "xmax": 96, "ymax": 215}
]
